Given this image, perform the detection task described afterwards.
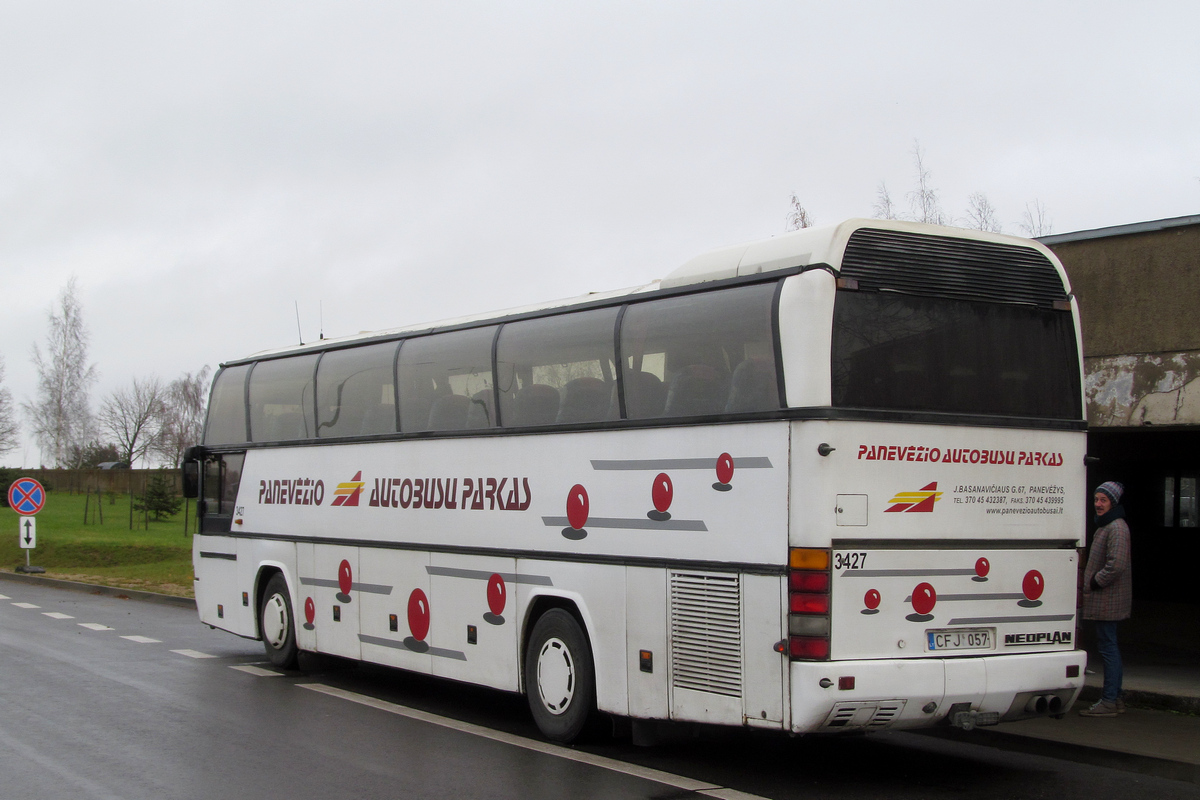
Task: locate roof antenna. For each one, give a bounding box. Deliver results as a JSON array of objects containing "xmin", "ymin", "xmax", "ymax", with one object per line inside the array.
[
  {"xmin": 295, "ymin": 301, "xmax": 304, "ymax": 345},
  {"xmin": 319, "ymin": 301, "xmax": 324, "ymax": 340}
]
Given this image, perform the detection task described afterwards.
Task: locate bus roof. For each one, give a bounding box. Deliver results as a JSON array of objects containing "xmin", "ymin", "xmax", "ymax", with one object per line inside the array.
[{"xmin": 233, "ymin": 218, "xmax": 1055, "ymax": 364}]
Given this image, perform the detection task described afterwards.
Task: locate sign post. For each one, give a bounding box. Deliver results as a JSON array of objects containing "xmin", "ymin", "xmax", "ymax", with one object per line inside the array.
[{"xmin": 8, "ymin": 478, "xmax": 46, "ymax": 574}]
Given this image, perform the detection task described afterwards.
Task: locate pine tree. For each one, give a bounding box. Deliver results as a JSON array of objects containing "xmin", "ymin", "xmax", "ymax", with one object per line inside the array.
[{"xmin": 134, "ymin": 470, "xmax": 182, "ymax": 521}]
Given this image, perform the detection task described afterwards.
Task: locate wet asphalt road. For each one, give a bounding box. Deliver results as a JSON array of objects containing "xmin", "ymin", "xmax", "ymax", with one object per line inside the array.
[{"xmin": 0, "ymin": 580, "xmax": 1194, "ymax": 800}]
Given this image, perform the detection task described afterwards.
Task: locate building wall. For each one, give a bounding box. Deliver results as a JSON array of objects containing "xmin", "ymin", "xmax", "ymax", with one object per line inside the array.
[{"xmin": 1047, "ymin": 223, "xmax": 1200, "ymax": 428}]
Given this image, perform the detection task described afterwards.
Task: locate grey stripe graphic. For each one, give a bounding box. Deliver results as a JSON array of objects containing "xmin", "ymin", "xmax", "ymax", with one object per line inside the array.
[
  {"xmin": 590, "ymin": 457, "xmax": 773, "ymax": 471},
  {"xmin": 542, "ymin": 516, "xmax": 708, "ymax": 532},
  {"xmin": 947, "ymin": 614, "xmax": 1074, "ymax": 626},
  {"xmin": 359, "ymin": 634, "xmax": 466, "ymax": 661},
  {"xmin": 841, "ymin": 569, "xmax": 976, "ymax": 578},
  {"xmin": 904, "ymin": 592, "xmax": 1025, "ymax": 602},
  {"xmin": 299, "ymin": 578, "xmax": 393, "ymax": 595},
  {"xmin": 426, "ymin": 566, "xmax": 553, "ymax": 586}
]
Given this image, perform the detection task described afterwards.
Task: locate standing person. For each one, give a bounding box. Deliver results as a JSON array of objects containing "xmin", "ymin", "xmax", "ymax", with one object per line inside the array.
[{"xmin": 1079, "ymin": 480, "xmax": 1132, "ymax": 717}]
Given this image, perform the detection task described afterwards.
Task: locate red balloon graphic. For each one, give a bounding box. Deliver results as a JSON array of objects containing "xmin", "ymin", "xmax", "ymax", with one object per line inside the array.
[
  {"xmin": 864, "ymin": 589, "xmax": 881, "ymax": 610},
  {"xmin": 652, "ymin": 473, "xmax": 673, "ymax": 513},
  {"xmin": 566, "ymin": 484, "xmax": 589, "ymax": 530},
  {"xmin": 1022, "ymin": 570, "xmax": 1045, "ymax": 601},
  {"xmin": 715, "ymin": 453, "xmax": 734, "ymax": 485},
  {"xmin": 912, "ymin": 582, "xmax": 937, "ymax": 615},
  {"xmin": 304, "ymin": 597, "xmax": 316, "ymax": 625},
  {"xmin": 338, "ymin": 559, "xmax": 353, "ymax": 595},
  {"xmin": 407, "ymin": 588, "xmax": 430, "ymax": 641},
  {"xmin": 975, "ymin": 557, "xmax": 990, "ymax": 578},
  {"xmin": 487, "ymin": 573, "xmax": 506, "ymax": 616}
]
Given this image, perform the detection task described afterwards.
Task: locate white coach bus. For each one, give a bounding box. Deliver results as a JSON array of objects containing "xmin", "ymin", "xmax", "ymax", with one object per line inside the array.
[{"xmin": 185, "ymin": 218, "xmax": 1088, "ymax": 743}]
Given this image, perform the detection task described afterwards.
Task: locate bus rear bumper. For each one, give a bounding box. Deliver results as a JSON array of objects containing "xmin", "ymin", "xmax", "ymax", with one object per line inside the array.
[{"xmin": 789, "ymin": 650, "xmax": 1087, "ymax": 733}]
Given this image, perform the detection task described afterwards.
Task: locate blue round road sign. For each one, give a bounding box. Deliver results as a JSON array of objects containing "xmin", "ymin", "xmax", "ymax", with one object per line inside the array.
[{"xmin": 8, "ymin": 478, "xmax": 46, "ymax": 515}]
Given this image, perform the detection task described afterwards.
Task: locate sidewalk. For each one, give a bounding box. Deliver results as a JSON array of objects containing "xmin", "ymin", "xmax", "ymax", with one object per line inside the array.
[{"xmin": 936, "ymin": 656, "xmax": 1200, "ymax": 784}]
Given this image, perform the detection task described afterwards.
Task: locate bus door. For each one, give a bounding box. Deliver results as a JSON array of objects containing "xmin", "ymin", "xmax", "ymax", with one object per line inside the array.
[{"xmin": 194, "ymin": 451, "xmax": 247, "ymax": 634}]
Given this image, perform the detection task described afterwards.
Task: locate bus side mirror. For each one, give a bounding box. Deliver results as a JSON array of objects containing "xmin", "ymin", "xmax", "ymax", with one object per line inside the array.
[{"xmin": 181, "ymin": 445, "xmax": 205, "ymax": 499}]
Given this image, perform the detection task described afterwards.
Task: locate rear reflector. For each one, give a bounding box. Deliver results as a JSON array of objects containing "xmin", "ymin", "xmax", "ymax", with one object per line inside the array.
[
  {"xmin": 789, "ymin": 592, "xmax": 830, "ymax": 615},
  {"xmin": 789, "ymin": 636, "xmax": 830, "ymax": 660},
  {"xmin": 789, "ymin": 571, "xmax": 830, "ymax": 592},
  {"xmin": 1066, "ymin": 665, "xmax": 1079, "ymax": 678}
]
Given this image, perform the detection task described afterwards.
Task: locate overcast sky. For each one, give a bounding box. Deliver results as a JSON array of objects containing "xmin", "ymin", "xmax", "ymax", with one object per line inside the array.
[{"xmin": 2, "ymin": 2, "xmax": 1197, "ymax": 466}]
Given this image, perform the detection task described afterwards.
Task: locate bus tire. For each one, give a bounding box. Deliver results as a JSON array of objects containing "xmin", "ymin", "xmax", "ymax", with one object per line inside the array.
[
  {"xmin": 524, "ymin": 608, "xmax": 596, "ymax": 743},
  {"xmin": 260, "ymin": 573, "xmax": 299, "ymax": 670}
]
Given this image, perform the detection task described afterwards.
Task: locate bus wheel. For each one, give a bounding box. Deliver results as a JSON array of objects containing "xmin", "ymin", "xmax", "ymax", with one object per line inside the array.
[
  {"xmin": 525, "ymin": 608, "xmax": 596, "ymax": 743},
  {"xmin": 260, "ymin": 573, "xmax": 299, "ymax": 670}
]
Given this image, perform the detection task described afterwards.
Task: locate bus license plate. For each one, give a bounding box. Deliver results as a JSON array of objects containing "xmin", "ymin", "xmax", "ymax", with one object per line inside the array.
[{"xmin": 926, "ymin": 628, "xmax": 993, "ymax": 651}]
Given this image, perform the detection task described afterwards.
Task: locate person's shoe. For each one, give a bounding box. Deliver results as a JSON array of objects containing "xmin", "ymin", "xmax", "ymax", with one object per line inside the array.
[
  {"xmin": 1079, "ymin": 700, "xmax": 1118, "ymax": 717},
  {"xmin": 1116, "ymin": 697, "xmax": 1126, "ymax": 714}
]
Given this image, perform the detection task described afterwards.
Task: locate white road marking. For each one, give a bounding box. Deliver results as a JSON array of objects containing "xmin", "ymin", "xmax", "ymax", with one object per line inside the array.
[
  {"xmin": 120, "ymin": 635, "xmax": 162, "ymax": 644},
  {"xmin": 171, "ymin": 649, "xmax": 217, "ymax": 659},
  {"xmin": 12, "ymin": 602, "xmax": 40, "ymax": 609},
  {"xmin": 78, "ymin": 622, "xmax": 114, "ymax": 631},
  {"xmin": 230, "ymin": 665, "xmax": 284, "ymax": 677},
  {"xmin": 0, "ymin": 594, "xmax": 10, "ymax": 600},
  {"xmin": 42, "ymin": 612, "xmax": 75, "ymax": 619},
  {"xmin": 298, "ymin": 683, "xmax": 771, "ymax": 800}
]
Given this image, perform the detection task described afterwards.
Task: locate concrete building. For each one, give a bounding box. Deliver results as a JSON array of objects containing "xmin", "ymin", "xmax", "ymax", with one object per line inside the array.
[{"xmin": 1041, "ymin": 215, "xmax": 1200, "ymax": 653}]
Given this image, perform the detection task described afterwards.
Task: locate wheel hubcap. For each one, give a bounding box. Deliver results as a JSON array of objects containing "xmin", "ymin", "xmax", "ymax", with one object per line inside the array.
[
  {"xmin": 536, "ymin": 637, "xmax": 575, "ymax": 715},
  {"xmin": 263, "ymin": 593, "xmax": 289, "ymax": 650}
]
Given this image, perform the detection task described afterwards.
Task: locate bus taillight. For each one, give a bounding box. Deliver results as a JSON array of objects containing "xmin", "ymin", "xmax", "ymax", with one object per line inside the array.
[{"xmin": 788, "ymin": 548, "xmax": 831, "ymax": 661}]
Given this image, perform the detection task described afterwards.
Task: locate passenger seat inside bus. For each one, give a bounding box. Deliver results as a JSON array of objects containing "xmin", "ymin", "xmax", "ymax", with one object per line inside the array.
[
  {"xmin": 427, "ymin": 394, "xmax": 470, "ymax": 431},
  {"xmin": 621, "ymin": 371, "xmax": 666, "ymax": 418},
  {"xmin": 466, "ymin": 390, "xmax": 494, "ymax": 428},
  {"xmin": 725, "ymin": 356, "xmax": 776, "ymax": 413},
  {"xmin": 557, "ymin": 377, "xmax": 611, "ymax": 424},
  {"xmin": 511, "ymin": 384, "xmax": 560, "ymax": 426},
  {"xmin": 665, "ymin": 364, "xmax": 728, "ymax": 417}
]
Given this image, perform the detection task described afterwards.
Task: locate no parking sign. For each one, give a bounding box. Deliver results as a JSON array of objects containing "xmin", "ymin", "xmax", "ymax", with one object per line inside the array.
[{"xmin": 8, "ymin": 478, "xmax": 46, "ymax": 516}]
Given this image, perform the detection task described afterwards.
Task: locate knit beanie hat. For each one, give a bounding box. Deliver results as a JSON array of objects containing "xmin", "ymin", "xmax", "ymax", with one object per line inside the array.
[{"xmin": 1096, "ymin": 481, "xmax": 1124, "ymax": 504}]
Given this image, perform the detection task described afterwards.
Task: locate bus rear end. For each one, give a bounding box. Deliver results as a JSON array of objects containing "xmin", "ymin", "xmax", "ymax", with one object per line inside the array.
[{"xmin": 776, "ymin": 221, "xmax": 1087, "ymax": 733}]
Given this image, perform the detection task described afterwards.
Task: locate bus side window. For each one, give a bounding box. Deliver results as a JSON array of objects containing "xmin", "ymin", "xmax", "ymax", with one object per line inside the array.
[
  {"xmin": 316, "ymin": 341, "xmax": 399, "ymax": 438},
  {"xmin": 397, "ymin": 327, "xmax": 497, "ymax": 433},
  {"xmin": 620, "ymin": 284, "xmax": 780, "ymax": 419},
  {"xmin": 496, "ymin": 307, "xmax": 620, "ymax": 427},
  {"xmin": 248, "ymin": 355, "xmax": 319, "ymax": 442}
]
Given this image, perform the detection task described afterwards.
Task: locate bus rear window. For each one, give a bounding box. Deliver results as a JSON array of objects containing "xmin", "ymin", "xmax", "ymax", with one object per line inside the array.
[{"xmin": 831, "ymin": 291, "xmax": 1081, "ymax": 419}]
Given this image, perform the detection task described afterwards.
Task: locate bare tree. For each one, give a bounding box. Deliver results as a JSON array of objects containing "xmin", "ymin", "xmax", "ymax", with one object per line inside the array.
[
  {"xmin": 872, "ymin": 181, "xmax": 899, "ymax": 220},
  {"xmin": 964, "ymin": 192, "xmax": 1003, "ymax": 233},
  {"xmin": 1018, "ymin": 199, "xmax": 1054, "ymax": 237},
  {"xmin": 786, "ymin": 192, "xmax": 814, "ymax": 231},
  {"xmin": 906, "ymin": 142, "xmax": 947, "ymax": 225},
  {"xmin": 22, "ymin": 277, "xmax": 98, "ymax": 467},
  {"xmin": 154, "ymin": 367, "xmax": 211, "ymax": 466},
  {"xmin": 98, "ymin": 376, "xmax": 166, "ymax": 467},
  {"xmin": 0, "ymin": 357, "xmax": 18, "ymax": 457}
]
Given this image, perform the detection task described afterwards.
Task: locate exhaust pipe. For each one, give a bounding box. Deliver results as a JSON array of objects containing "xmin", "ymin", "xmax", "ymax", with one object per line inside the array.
[
  {"xmin": 1047, "ymin": 695, "xmax": 1064, "ymax": 714},
  {"xmin": 1025, "ymin": 695, "xmax": 1049, "ymax": 714}
]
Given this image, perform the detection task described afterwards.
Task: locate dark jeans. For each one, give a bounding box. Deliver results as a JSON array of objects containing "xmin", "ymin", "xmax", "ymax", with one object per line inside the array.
[{"xmin": 1092, "ymin": 620, "xmax": 1123, "ymax": 702}]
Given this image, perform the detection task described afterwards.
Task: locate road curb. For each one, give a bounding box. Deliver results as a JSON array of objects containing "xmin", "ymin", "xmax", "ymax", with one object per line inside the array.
[
  {"xmin": 1077, "ymin": 684, "xmax": 1200, "ymax": 716},
  {"xmin": 919, "ymin": 726, "xmax": 1200, "ymax": 784},
  {"xmin": 0, "ymin": 570, "xmax": 196, "ymax": 609}
]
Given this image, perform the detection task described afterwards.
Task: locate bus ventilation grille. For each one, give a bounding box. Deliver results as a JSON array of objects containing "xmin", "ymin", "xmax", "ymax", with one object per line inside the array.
[
  {"xmin": 669, "ymin": 571, "xmax": 743, "ymax": 698},
  {"xmin": 840, "ymin": 228, "xmax": 1068, "ymax": 308},
  {"xmin": 823, "ymin": 700, "xmax": 907, "ymax": 730}
]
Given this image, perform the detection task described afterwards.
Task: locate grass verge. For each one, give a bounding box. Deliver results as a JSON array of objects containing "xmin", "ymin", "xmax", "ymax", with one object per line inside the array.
[{"xmin": 0, "ymin": 490, "xmax": 193, "ymax": 597}]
